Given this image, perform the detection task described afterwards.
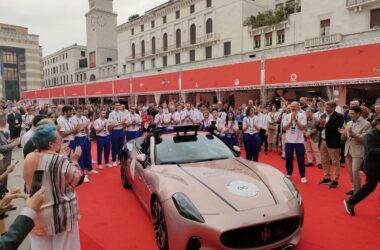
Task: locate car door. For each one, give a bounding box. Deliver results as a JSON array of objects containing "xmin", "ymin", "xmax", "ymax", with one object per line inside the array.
[{"xmin": 133, "ymin": 141, "xmax": 152, "ymax": 211}]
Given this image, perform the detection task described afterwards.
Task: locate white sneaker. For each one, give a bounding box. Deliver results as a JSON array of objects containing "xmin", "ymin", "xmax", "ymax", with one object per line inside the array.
[
  {"xmin": 106, "ymin": 163, "xmax": 111, "ymax": 168},
  {"xmin": 112, "ymin": 162, "xmax": 117, "ymax": 167},
  {"xmin": 84, "ymin": 175, "xmax": 90, "ymax": 183},
  {"xmin": 89, "ymin": 170, "xmax": 98, "ymax": 174},
  {"xmin": 98, "ymin": 165, "xmax": 103, "ymax": 170},
  {"xmin": 301, "ymin": 177, "xmax": 307, "ymax": 184}
]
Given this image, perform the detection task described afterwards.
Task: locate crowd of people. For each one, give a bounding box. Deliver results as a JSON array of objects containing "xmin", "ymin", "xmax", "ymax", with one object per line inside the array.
[{"xmin": 0, "ymin": 93, "xmax": 378, "ymax": 249}]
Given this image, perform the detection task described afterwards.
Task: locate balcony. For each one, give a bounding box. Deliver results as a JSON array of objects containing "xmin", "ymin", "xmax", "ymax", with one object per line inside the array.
[
  {"xmin": 125, "ymin": 33, "xmax": 220, "ymax": 62},
  {"xmin": 249, "ymin": 21, "xmax": 289, "ymax": 37},
  {"xmin": 346, "ymin": 0, "xmax": 380, "ymax": 9},
  {"xmin": 305, "ymin": 33, "xmax": 342, "ymax": 48}
]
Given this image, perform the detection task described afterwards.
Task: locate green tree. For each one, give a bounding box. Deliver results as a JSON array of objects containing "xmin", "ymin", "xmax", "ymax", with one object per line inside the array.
[{"xmin": 128, "ymin": 14, "xmax": 140, "ymax": 22}]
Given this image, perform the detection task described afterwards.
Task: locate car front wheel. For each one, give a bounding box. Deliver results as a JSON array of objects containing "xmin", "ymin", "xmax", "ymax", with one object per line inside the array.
[{"xmin": 151, "ymin": 197, "xmax": 169, "ymax": 250}]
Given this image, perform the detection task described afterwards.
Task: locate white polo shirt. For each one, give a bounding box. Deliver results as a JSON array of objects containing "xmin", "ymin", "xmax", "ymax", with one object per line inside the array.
[
  {"xmin": 108, "ymin": 110, "xmax": 124, "ymax": 130},
  {"xmin": 70, "ymin": 115, "xmax": 88, "ymax": 137},
  {"xmin": 282, "ymin": 112, "xmax": 307, "ymax": 144},
  {"xmin": 57, "ymin": 116, "xmax": 75, "ymax": 141},
  {"xmin": 126, "ymin": 113, "xmax": 141, "ymax": 132},
  {"xmin": 243, "ymin": 116, "xmax": 260, "ymax": 135},
  {"xmin": 94, "ymin": 118, "xmax": 109, "ymax": 136}
]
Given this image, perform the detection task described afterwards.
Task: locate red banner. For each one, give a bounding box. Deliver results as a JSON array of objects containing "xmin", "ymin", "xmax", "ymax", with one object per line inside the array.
[
  {"xmin": 35, "ymin": 89, "xmax": 49, "ymax": 99},
  {"xmin": 89, "ymin": 52, "xmax": 96, "ymax": 68},
  {"xmin": 49, "ymin": 87, "xmax": 65, "ymax": 98},
  {"xmin": 182, "ymin": 61, "xmax": 261, "ymax": 90},
  {"xmin": 86, "ymin": 81, "xmax": 113, "ymax": 96},
  {"xmin": 132, "ymin": 73, "xmax": 179, "ymax": 93},
  {"xmin": 265, "ymin": 43, "xmax": 380, "ymax": 84},
  {"xmin": 22, "ymin": 91, "xmax": 36, "ymax": 100},
  {"xmin": 114, "ymin": 79, "xmax": 131, "ymax": 95},
  {"xmin": 65, "ymin": 85, "xmax": 85, "ymax": 97}
]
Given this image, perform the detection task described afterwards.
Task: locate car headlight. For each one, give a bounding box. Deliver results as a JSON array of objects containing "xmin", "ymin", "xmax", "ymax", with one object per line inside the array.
[
  {"xmin": 172, "ymin": 193, "xmax": 205, "ymax": 223},
  {"xmin": 284, "ymin": 177, "xmax": 302, "ymax": 205}
]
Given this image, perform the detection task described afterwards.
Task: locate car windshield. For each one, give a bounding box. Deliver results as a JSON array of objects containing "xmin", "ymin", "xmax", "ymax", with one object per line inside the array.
[{"xmin": 155, "ymin": 134, "xmax": 236, "ymax": 165}]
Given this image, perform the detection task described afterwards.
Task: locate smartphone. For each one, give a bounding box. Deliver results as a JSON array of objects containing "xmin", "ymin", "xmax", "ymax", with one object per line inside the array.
[{"xmin": 30, "ymin": 170, "xmax": 44, "ymax": 197}]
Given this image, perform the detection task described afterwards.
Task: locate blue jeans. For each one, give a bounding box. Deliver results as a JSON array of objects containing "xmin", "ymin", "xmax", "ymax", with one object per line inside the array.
[
  {"xmin": 285, "ymin": 143, "xmax": 306, "ymax": 177},
  {"xmin": 224, "ymin": 134, "xmax": 237, "ymax": 147},
  {"xmin": 126, "ymin": 130, "xmax": 140, "ymax": 141},
  {"xmin": 111, "ymin": 129, "xmax": 125, "ymax": 162},
  {"xmin": 243, "ymin": 133, "xmax": 261, "ymax": 161},
  {"xmin": 74, "ymin": 137, "xmax": 89, "ymax": 172},
  {"xmin": 96, "ymin": 135, "xmax": 110, "ymax": 165}
]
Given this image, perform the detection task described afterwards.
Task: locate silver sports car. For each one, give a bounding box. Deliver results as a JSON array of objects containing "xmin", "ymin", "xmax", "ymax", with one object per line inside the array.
[{"xmin": 120, "ymin": 125, "xmax": 304, "ymax": 250}]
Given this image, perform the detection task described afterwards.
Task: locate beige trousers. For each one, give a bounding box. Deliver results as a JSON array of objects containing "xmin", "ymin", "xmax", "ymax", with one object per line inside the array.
[
  {"xmin": 346, "ymin": 154, "xmax": 363, "ymax": 193},
  {"xmin": 320, "ymin": 140, "xmax": 340, "ymax": 182},
  {"xmin": 305, "ymin": 137, "xmax": 321, "ymax": 164}
]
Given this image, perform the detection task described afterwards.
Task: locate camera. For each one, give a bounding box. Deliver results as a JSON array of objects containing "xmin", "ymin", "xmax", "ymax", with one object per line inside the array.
[
  {"xmin": 238, "ymin": 121, "xmax": 243, "ymax": 130},
  {"xmin": 209, "ymin": 121, "xmax": 217, "ymax": 134}
]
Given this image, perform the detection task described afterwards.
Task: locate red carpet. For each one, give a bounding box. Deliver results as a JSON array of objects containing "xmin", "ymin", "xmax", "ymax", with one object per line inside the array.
[{"xmin": 77, "ymin": 143, "xmax": 379, "ymax": 250}]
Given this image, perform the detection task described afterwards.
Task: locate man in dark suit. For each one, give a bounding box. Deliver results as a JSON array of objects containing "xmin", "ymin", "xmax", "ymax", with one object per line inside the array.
[
  {"xmin": 344, "ymin": 116, "xmax": 380, "ymax": 217},
  {"xmin": 0, "ymin": 187, "xmax": 45, "ymax": 250},
  {"xmin": 7, "ymin": 108, "xmax": 22, "ymax": 147},
  {"xmin": 317, "ymin": 101, "xmax": 344, "ymax": 188}
]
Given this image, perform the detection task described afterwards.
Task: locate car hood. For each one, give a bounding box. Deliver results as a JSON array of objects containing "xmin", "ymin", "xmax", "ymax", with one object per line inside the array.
[{"xmin": 178, "ymin": 158, "xmax": 277, "ymax": 212}]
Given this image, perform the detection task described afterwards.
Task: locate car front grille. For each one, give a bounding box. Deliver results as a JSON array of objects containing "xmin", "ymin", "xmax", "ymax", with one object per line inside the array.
[{"xmin": 220, "ymin": 217, "xmax": 301, "ymax": 249}]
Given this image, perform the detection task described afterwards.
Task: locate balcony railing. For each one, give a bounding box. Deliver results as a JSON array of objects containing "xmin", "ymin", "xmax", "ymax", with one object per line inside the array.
[
  {"xmin": 305, "ymin": 33, "xmax": 342, "ymax": 48},
  {"xmin": 346, "ymin": 0, "xmax": 380, "ymax": 8},
  {"xmin": 249, "ymin": 21, "xmax": 289, "ymax": 37},
  {"xmin": 126, "ymin": 33, "xmax": 220, "ymax": 61}
]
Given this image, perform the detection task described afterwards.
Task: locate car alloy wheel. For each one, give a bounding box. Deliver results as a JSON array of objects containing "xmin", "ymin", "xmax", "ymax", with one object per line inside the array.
[{"xmin": 152, "ymin": 197, "xmax": 169, "ymax": 250}]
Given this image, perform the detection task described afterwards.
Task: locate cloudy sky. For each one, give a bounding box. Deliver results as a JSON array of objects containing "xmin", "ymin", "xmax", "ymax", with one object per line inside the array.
[{"xmin": 0, "ymin": 0, "xmax": 167, "ymax": 55}]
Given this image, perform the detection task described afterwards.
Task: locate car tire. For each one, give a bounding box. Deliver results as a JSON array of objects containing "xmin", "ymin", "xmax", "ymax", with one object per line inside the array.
[
  {"xmin": 120, "ymin": 156, "xmax": 131, "ymax": 189},
  {"xmin": 151, "ymin": 197, "xmax": 169, "ymax": 250}
]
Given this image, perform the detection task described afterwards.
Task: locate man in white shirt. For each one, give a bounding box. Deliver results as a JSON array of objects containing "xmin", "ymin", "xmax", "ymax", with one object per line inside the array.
[
  {"xmin": 181, "ymin": 103, "xmax": 193, "ymax": 125},
  {"xmin": 172, "ymin": 105, "xmax": 182, "ymax": 125},
  {"xmin": 154, "ymin": 106, "xmax": 165, "ymax": 131},
  {"xmin": 70, "ymin": 106, "xmax": 97, "ymax": 182},
  {"xmin": 258, "ymin": 106, "xmax": 269, "ymax": 154},
  {"xmin": 282, "ymin": 102, "xmax": 307, "ymax": 184},
  {"xmin": 57, "ymin": 106, "xmax": 79, "ymax": 151},
  {"xmin": 94, "ymin": 110, "xmax": 111, "ymax": 169},
  {"xmin": 125, "ymin": 106, "xmax": 142, "ymax": 141},
  {"xmin": 108, "ymin": 102, "xmax": 126, "ymax": 167},
  {"xmin": 23, "ymin": 108, "xmax": 35, "ymax": 132},
  {"xmin": 313, "ymin": 101, "xmax": 326, "ymax": 120}
]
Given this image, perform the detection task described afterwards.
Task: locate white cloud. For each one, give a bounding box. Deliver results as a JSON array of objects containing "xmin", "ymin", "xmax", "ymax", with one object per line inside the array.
[{"xmin": 0, "ymin": 0, "xmax": 167, "ymax": 55}]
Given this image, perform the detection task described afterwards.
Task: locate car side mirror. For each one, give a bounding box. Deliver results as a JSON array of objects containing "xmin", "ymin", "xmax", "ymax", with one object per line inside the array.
[
  {"xmin": 233, "ymin": 146, "xmax": 241, "ymax": 153},
  {"xmin": 136, "ymin": 154, "xmax": 147, "ymax": 163}
]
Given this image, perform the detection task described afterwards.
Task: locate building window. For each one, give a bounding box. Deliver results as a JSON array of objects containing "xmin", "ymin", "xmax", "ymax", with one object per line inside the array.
[
  {"xmin": 107, "ymin": 57, "xmax": 112, "ymax": 62},
  {"xmin": 320, "ymin": 19, "xmax": 330, "ymax": 36},
  {"xmin": 152, "ymin": 37, "xmax": 156, "ymax": 54},
  {"xmin": 265, "ymin": 32, "xmax": 272, "ymax": 46},
  {"xmin": 123, "ymin": 64, "xmax": 126, "ymax": 73},
  {"xmin": 151, "ymin": 58, "xmax": 156, "ymax": 68},
  {"xmin": 190, "ymin": 24, "xmax": 196, "ymax": 44},
  {"xmin": 131, "ymin": 28, "xmax": 134, "ymax": 35},
  {"xmin": 206, "ymin": 18, "xmax": 213, "ymax": 34},
  {"xmin": 176, "ymin": 29, "xmax": 181, "ymax": 48},
  {"xmin": 205, "ymin": 46, "xmax": 212, "ymax": 59},
  {"xmin": 151, "ymin": 20, "xmax": 155, "ymax": 28},
  {"xmin": 163, "ymin": 56, "xmax": 167, "ymax": 67},
  {"xmin": 163, "ymin": 16, "xmax": 167, "ymax": 24},
  {"xmin": 189, "ymin": 50, "xmax": 195, "ymax": 62},
  {"xmin": 4, "ymin": 68, "xmax": 18, "ymax": 80},
  {"xmin": 176, "ymin": 10, "xmax": 180, "ymax": 19},
  {"xmin": 370, "ymin": 8, "xmax": 380, "ymax": 28},
  {"xmin": 190, "ymin": 5, "xmax": 195, "ymax": 13},
  {"xmin": 141, "ymin": 40, "xmax": 145, "ymax": 57},
  {"xmin": 132, "ymin": 43, "xmax": 136, "ymax": 59},
  {"xmin": 2, "ymin": 52, "xmax": 17, "ymax": 64},
  {"xmin": 207, "ymin": 0, "xmax": 212, "ymax": 8},
  {"xmin": 175, "ymin": 53, "xmax": 181, "ymax": 64},
  {"xmin": 224, "ymin": 42, "xmax": 231, "ymax": 55},
  {"xmin": 277, "ymin": 29, "xmax": 285, "ymax": 44},
  {"xmin": 163, "ymin": 33, "xmax": 168, "ymax": 51},
  {"xmin": 141, "ymin": 61, "xmax": 145, "ymax": 70},
  {"xmin": 132, "ymin": 63, "xmax": 135, "ymax": 72},
  {"xmin": 254, "ymin": 35, "xmax": 261, "ymax": 48}
]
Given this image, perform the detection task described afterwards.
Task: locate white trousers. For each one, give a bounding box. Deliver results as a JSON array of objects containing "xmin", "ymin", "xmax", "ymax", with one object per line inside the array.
[{"xmin": 30, "ymin": 222, "xmax": 81, "ymax": 250}]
